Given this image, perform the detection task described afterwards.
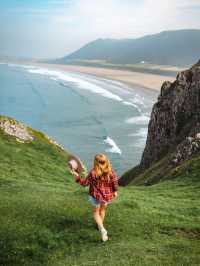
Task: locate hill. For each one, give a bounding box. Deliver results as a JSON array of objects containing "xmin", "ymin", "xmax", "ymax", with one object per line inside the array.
[
  {"xmin": 0, "ymin": 116, "xmax": 200, "ymax": 265},
  {"xmin": 55, "ymin": 29, "xmax": 200, "ymax": 67},
  {"xmin": 120, "ymin": 59, "xmax": 200, "ymax": 186}
]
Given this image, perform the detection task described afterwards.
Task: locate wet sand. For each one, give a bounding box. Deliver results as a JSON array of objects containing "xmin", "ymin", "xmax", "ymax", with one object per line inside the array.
[{"xmin": 27, "ymin": 62, "xmax": 177, "ymax": 92}]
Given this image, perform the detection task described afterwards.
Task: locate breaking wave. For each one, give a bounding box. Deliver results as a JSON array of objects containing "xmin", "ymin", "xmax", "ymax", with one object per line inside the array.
[
  {"xmin": 104, "ymin": 136, "xmax": 122, "ymax": 154},
  {"xmin": 126, "ymin": 115, "xmax": 150, "ymax": 125}
]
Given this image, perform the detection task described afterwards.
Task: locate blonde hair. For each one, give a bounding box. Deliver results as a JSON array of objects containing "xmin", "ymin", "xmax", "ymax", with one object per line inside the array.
[{"xmin": 92, "ymin": 154, "xmax": 112, "ymax": 184}]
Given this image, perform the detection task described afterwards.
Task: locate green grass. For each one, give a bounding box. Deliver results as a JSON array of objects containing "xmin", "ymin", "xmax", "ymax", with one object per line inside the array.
[{"xmin": 0, "ymin": 120, "xmax": 200, "ymax": 265}]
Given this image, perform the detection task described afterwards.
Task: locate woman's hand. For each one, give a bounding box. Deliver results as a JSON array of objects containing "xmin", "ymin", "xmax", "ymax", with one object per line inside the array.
[
  {"xmin": 70, "ymin": 168, "xmax": 79, "ymax": 178},
  {"xmin": 113, "ymin": 191, "xmax": 118, "ymax": 198}
]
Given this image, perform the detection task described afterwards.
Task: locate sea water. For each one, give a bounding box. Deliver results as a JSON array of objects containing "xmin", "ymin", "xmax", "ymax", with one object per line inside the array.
[{"xmin": 0, "ymin": 63, "xmax": 157, "ymax": 175}]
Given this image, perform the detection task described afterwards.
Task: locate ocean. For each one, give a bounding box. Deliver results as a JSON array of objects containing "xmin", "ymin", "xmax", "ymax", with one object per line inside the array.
[{"xmin": 0, "ymin": 63, "xmax": 157, "ymax": 175}]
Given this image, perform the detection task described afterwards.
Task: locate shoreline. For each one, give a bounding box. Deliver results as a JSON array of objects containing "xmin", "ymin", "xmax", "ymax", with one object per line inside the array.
[
  {"xmin": 33, "ymin": 63, "xmax": 177, "ymax": 92},
  {"xmin": 1, "ymin": 61, "xmax": 177, "ymax": 92}
]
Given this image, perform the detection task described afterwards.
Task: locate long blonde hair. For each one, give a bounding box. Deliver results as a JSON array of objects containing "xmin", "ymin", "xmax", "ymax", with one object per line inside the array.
[{"xmin": 92, "ymin": 154, "xmax": 112, "ymax": 184}]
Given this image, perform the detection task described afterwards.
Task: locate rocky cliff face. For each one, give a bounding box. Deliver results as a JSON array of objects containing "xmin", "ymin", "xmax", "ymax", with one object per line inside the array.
[
  {"xmin": 0, "ymin": 117, "xmax": 34, "ymax": 143},
  {"xmin": 140, "ymin": 60, "xmax": 200, "ymax": 169}
]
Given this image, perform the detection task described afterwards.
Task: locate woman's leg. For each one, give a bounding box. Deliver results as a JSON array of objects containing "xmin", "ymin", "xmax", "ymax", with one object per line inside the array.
[
  {"xmin": 93, "ymin": 205, "xmax": 108, "ymax": 241},
  {"xmin": 92, "ymin": 206, "xmax": 103, "ymax": 228},
  {"xmin": 99, "ymin": 204, "xmax": 107, "ymax": 223}
]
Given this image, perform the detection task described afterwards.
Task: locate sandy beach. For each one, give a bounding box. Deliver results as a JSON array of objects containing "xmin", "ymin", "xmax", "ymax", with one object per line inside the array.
[
  {"xmin": 0, "ymin": 61, "xmax": 157, "ymax": 173},
  {"xmin": 27, "ymin": 62, "xmax": 177, "ymax": 92}
]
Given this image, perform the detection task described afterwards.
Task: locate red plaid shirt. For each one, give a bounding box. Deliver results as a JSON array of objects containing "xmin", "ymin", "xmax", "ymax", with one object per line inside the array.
[{"xmin": 75, "ymin": 170, "xmax": 118, "ymax": 202}]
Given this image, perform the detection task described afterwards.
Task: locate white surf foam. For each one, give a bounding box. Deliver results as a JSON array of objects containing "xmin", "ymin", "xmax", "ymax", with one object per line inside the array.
[
  {"xmin": 27, "ymin": 67, "xmax": 123, "ymax": 102},
  {"xmin": 96, "ymin": 78, "xmax": 133, "ymax": 95},
  {"xmin": 122, "ymin": 101, "xmax": 138, "ymax": 107},
  {"xmin": 104, "ymin": 136, "xmax": 122, "ymax": 154},
  {"xmin": 20, "ymin": 65, "xmax": 37, "ymax": 69},
  {"xmin": 122, "ymin": 101, "xmax": 142, "ymax": 113},
  {"xmin": 129, "ymin": 128, "xmax": 148, "ymax": 148},
  {"xmin": 7, "ymin": 63, "xmax": 36, "ymax": 69},
  {"xmin": 50, "ymin": 77, "xmax": 58, "ymax": 81},
  {"xmin": 129, "ymin": 128, "xmax": 148, "ymax": 137},
  {"xmin": 130, "ymin": 94, "xmax": 146, "ymax": 107},
  {"xmin": 126, "ymin": 115, "xmax": 150, "ymax": 125},
  {"xmin": 131, "ymin": 138, "xmax": 147, "ymax": 148}
]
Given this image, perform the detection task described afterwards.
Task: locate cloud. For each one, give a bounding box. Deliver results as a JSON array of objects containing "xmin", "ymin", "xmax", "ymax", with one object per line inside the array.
[
  {"xmin": 51, "ymin": 0, "xmax": 200, "ymax": 42},
  {"xmin": 0, "ymin": 0, "xmax": 200, "ymax": 58}
]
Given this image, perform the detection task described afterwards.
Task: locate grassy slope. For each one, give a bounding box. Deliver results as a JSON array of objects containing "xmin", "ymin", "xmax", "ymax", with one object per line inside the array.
[
  {"xmin": 0, "ymin": 123, "xmax": 200, "ymax": 265},
  {"xmin": 120, "ymin": 154, "xmax": 172, "ymax": 186}
]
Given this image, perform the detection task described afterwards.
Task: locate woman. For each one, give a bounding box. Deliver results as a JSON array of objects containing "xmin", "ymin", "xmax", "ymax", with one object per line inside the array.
[{"xmin": 71, "ymin": 154, "xmax": 118, "ymax": 242}]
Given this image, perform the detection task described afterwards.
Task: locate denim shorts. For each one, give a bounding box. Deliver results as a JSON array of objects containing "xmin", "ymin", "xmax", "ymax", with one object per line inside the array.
[{"xmin": 88, "ymin": 196, "xmax": 111, "ymax": 207}]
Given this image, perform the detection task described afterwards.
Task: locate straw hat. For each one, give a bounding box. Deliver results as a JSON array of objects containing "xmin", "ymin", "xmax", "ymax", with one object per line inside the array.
[
  {"xmin": 67, "ymin": 154, "xmax": 86, "ymax": 174},
  {"xmin": 68, "ymin": 159, "xmax": 78, "ymax": 171}
]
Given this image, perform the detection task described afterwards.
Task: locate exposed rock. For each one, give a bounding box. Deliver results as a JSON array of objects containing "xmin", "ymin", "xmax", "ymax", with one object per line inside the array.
[
  {"xmin": 0, "ymin": 117, "xmax": 65, "ymax": 151},
  {"xmin": 140, "ymin": 60, "xmax": 200, "ymax": 169},
  {"xmin": 0, "ymin": 118, "xmax": 33, "ymax": 143},
  {"xmin": 160, "ymin": 81, "xmax": 172, "ymax": 97},
  {"xmin": 196, "ymin": 133, "xmax": 200, "ymax": 139},
  {"xmin": 44, "ymin": 134, "xmax": 65, "ymax": 151},
  {"xmin": 170, "ymin": 136, "xmax": 200, "ymax": 166},
  {"xmin": 120, "ymin": 60, "xmax": 200, "ymax": 186},
  {"xmin": 0, "ymin": 116, "xmax": 87, "ymax": 175}
]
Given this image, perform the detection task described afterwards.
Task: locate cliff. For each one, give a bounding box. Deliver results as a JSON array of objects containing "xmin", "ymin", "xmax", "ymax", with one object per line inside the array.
[{"xmin": 120, "ymin": 59, "xmax": 200, "ymax": 185}]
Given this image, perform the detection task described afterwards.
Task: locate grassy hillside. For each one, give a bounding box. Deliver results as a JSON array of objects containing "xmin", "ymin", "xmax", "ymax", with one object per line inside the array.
[
  {"xmin": 54, "ymin": 30, "xmax": 200, "ymax": 67},
  {"xmin": 119, "ymin": 154, "xmax": 173, "ymax": 186},
  {"xmin": 0, "ymin": 118, "xmax": 200, "ymax": 265}
]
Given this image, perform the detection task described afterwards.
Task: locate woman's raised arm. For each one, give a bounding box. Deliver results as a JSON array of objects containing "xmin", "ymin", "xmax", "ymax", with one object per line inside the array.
[{"xmin": 74, "ymin": 171, "xmax": 91, "ymax": 186}]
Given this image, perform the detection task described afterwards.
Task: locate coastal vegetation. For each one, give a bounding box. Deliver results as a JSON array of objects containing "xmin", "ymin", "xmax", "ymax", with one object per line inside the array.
[
  {"xmin": 1, "ymin": 1, "xmax": 200, "ymax": 265},
  {"xmin": 0, "ymin": 116, "xmax": 200, "ymax": 265},
  {"xmin": 54, "ymin": 30, "xmax": 200, "ymax": 67},
  {"xmin": 54, "ymin": 60, "xmax": 180, "ymax": 77}
]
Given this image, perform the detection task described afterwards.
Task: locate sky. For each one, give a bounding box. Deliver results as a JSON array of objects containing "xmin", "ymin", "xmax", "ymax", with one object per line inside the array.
[{"xmin": 0, "ymin": 0, "xmax": 200, "ymax": 59}]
